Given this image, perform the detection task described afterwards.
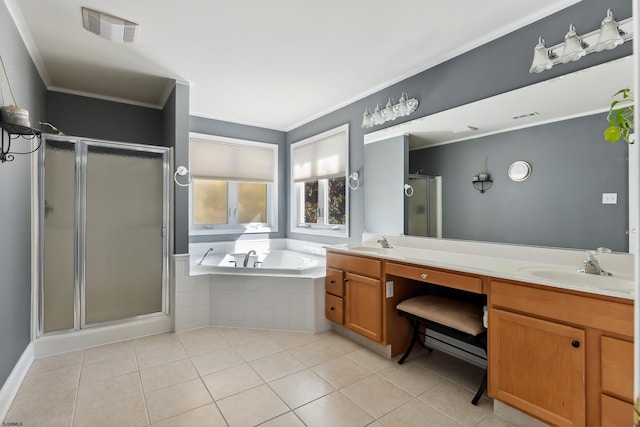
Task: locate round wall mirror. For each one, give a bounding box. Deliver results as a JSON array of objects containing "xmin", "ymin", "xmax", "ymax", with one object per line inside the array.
[{"xmin": 508, "ymin": 161, "xmax": 531, "ymax": 182}]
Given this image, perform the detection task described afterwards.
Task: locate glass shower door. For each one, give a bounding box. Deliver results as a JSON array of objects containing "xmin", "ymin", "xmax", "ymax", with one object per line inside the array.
[{"xmin": 83, "ymin": 143, "xmax": 166, "ymax": 325}]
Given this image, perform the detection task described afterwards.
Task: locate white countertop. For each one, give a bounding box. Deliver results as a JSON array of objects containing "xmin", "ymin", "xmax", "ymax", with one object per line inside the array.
[{"xmin": 327, "ymin": 237, "xmax": 635, "ymax": 300}]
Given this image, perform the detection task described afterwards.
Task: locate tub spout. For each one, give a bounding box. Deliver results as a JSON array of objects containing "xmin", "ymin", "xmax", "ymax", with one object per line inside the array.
[
  {"xmin": 198, "ymin": 248, "xmax": 214, "ymax": 265},
  {"xmin": 243, "ymin": 250, "xmax": 257, "ymax": 267}
]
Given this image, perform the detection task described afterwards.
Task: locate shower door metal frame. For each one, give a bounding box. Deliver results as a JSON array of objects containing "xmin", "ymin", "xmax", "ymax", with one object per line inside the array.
[{"xmin": 37, "ymin": 135, "xmax": 171, "ymax": 337}]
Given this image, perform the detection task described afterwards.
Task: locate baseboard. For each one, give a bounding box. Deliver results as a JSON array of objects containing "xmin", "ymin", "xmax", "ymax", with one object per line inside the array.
[{"xmin": 0, "ymin": 342, "xmax": 34, "ymax": 423}]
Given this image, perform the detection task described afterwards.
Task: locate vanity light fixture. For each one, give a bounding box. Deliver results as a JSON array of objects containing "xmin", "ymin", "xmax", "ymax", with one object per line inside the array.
[
  {"xmin": 361, "ymin": 92, "xmax": 419, "ymax": 128},
  {"xmin": 529, "ymin": 8, "xmax": 633, "ymax": 73}
]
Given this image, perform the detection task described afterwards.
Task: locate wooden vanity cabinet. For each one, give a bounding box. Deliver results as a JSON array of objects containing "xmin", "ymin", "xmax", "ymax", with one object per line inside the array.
[
  {"xmin": 489, "ymin": 279, "xmax": 634, "ymax": 427},
  {"xmin": 326, "ymin": 251, "xmax": 383, "ymax": 343}
]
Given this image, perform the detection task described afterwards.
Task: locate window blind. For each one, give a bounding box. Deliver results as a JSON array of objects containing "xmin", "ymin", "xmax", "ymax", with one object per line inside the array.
[
  {"xmin": 190, "ymin": 138, "xmax": 275, "ymax": 182},
  {"xmin": 292, "ymin": 130, "xmax": 347, "ymax": 182}
]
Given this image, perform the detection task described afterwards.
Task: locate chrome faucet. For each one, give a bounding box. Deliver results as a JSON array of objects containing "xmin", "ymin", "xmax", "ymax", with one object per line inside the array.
[
  {"xmin": 377, "ymin": 235, "xmax": 393, "ymax": 248},
  {"xmin": 197, "ymin": 247, "xmax": 214, "ymax": 265},
  {"xmin": 577, "ymin": 247, "xmax": 612, "ymax": 276},
  {"xmin": 243, "ymin": 250, "xmax": 257, "ymax": 267}
]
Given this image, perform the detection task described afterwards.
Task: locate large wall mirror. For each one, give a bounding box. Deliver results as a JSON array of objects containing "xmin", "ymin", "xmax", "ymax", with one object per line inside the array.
[{"xmin": 364, "ymin": 56, "xmax": 635, "ymax": 253}]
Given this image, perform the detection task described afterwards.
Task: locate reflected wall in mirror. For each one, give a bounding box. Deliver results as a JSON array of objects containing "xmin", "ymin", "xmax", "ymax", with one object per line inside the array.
[{"xmin": 363, "ymin": 57, "xmax": 634, "ymax": 253}]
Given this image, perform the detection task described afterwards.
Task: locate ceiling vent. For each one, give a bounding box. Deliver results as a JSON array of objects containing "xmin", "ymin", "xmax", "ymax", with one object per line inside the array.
[
  {"xmin": 82, "ymin": 7, "xmax": 138, "ymax": 43},
  {"xmin": 512, "ymin": 112, "xmax": 540, "ymax": 120}
]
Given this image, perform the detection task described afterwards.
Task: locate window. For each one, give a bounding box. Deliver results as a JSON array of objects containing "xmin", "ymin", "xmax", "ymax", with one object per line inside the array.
[
  {"xmin": 189, "ymin": 134, "xmax": 278, "ymax": 234},
  {"xmin": 290, "ymin": 124, "xmax": 349, "ymax": 236}
]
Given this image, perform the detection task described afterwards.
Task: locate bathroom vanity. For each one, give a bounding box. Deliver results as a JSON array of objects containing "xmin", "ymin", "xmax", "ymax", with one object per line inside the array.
[{"xmin": 324, "ymin": 244, "xmax": 634, "ymax": 427}]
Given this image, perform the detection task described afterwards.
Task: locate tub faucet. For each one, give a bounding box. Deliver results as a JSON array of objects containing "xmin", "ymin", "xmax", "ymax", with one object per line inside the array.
[
  {"xmin": 377, "ymin": 235, "xmax": 393, "ymax": 248},
  {"xmin": 577, "ymin": 247, "xmax": 612, "ymax": 276},
  {"xmin": 198, "ymin": 248, "xmax": 214, "ymax": 265},
  {"xmin": 243, "ymin": 250, "xmax": 257, "ymax": 267}
]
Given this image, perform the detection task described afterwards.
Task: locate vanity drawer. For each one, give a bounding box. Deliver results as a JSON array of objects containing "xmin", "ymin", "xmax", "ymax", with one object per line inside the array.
[
  {"xmin": 601, "ymin": 394, "xmax": 633, "ymax": 426},
  {"xmin": 326, "ymin": 268, "xmax": 344, "ymax": 296},
  {"xmin": 601, "ymin": 336, "xmax": 633, "ymax": 399},
  {"xmin": 327, "ymin": 252, "xmax": 382, "ymax": 278},
  {"xmin": 325, "ymin": 293, "xmax": 344, "ymax": 324},
  {"xmin": 386, "ymin": 262, "xmax": 482, "ymax": 294},
  {"xmin": 490, "ymin": 280, "xmax": 633, "ymax": 336}
]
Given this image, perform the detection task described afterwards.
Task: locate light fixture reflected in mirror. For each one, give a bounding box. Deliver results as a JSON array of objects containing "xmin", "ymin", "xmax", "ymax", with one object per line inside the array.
[
  {"xmin": 361, "ymin": 92, "xmax": 419, "ymax": 128},
  {"xmin": 529, "ymin": 8, "xmax": 632, "ymax": 74}
]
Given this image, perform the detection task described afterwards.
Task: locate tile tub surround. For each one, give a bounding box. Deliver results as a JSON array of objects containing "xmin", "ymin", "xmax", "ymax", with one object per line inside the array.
[
  {"xmin": 1, "ymin": 327, "xmax": 537, "ymax": 427},
  {"xmin": 175, "ymin": 240, "xmax": 330, "ymax": 333}
]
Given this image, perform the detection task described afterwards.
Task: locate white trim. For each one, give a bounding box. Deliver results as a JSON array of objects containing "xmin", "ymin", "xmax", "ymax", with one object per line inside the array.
[
  {"xmin": 47, "ymin": 87, "xmax": 164, "ymax": 110},
  {"xmin": 0, "ymin": 343, "xmax": 34, "ymax": 423},
  {"xmin": 189, "ymin": 111, "xmax": 289, "ymax": 133}
]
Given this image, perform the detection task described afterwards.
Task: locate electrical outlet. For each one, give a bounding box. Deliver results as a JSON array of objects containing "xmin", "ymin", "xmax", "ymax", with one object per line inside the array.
[
  {"xmin": 386, "ymin": 281, "xmax": 394, "ymax": 298},
  {"xmin": 602, "ymin": 193, "xmax": 617, "ymax": 204}
]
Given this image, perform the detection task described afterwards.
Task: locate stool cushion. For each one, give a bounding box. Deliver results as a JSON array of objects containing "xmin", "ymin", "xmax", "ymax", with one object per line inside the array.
[{"xmin": 396, "ymin": 295, "xmax": 485, "ymax": 336}]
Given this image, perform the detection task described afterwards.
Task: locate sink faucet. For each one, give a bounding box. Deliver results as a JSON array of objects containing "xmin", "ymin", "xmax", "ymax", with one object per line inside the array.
[
  {"xmin": 377, "ymin": 235, "xmax": 393, "ymax": 248},
  {"xmin": 577, "ymin": 247, "xmax": 612, "ymax": 276},
  {"xmin": 197, "ymin": 247, "xmax": 214, "ymax": 265},
  {"xmin": 243, "ymin": 250, "xmax": 257, "ymax": 267}
]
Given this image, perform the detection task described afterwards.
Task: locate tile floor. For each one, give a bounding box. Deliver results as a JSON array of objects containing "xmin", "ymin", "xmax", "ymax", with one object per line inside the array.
[{"xmin": 3, "ymin": 327, "xmax": 525, "ymax": 427}]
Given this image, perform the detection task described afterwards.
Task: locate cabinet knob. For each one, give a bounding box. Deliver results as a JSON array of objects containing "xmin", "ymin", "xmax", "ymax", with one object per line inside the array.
[
  {"xmin": 421, "ymin": 273, "xmax": 428, "ymax": 279},
  {"xmin": 330, "ymin": 306, "xmax": 335, "ymax": 311},
  {"xmin": 330, "ymin": 280, "xmax": 335, "ymax": 284},
  {"xmin": 344, "ymin": 278, "xmax": 349, "ymax": 282},
  {"xmin": 571, "ymin": 340, "xmax": 580, "ymax": 348}
]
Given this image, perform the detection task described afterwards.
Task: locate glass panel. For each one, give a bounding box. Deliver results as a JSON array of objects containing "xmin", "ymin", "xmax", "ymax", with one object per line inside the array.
[
  {"xmin": 327, "ymin": 177, "xmax": 346, "ymax": 225},
  {"xmin": 193, "ymin": 180, "xmax": 227, "ymax": 224},
  {"xmin": 84, "ymin": 146, "xmax": 164, "ymax": 324},
  {"xmin": 43, "ymin": 140, "xmax": 76, "ymax": 332},
  {"xmin": 303, "ymin": 181, "xmax": 318, "ymax": 223},
  {"xmin": 238, "ymin": 182, "xmax": 267, "ymax": 223}
]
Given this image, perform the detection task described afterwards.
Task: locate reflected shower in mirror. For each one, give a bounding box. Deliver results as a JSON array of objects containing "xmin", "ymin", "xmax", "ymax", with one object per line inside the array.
[{"xmin": 363, "ymin": 57, "xmax": 634, "ymax": 253}]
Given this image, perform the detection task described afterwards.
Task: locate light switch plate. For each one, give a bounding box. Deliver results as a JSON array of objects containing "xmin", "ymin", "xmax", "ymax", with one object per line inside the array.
[
  {"xmin": 602, "ymin": 193, "xmax": 617, "ymax": 204},
  {"xmin": 386, "ymin": 281, "xmax": 394, "ymax": 298}
]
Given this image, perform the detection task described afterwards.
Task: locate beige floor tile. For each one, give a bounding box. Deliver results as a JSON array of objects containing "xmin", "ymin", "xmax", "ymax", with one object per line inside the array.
[
  {"xmin": 177, "ymin": 326, "xmax": 223, "ymax": 342},
  {"xmin": 320, "ymin": 333, "xmax": 363, "ymax": 354},
  {"xmin": 341, "ymin": 375, "xmax": 412, "ymax": 418},
  {"xmin": 179, "ymin": 333, "xmax": 230, "ymax": 357},
  {"xmin": 474, "ymin": 413, "xmax": 519, "ymax": 427},
  {"xmin": 264, "ymin": 330, "xmax": 324, "ymax": 349},
  {"xmin": 270, "ymin": 369, "xmax": 335, "ymax": 409},
  {"xmin": 190, "ymin": 347, "xmax": 245, "ymax": 376},
  {"xmin": 288, "ymin": 341, "xmax": 343, "ymax": 367},
  {"xmin": 258, "ymin": 411, "xmax": 306, "ymax": 427},
  {"xmin": 27, "ymin": 350, "xmax": 83, "ymax": 377},
  {"xmin": 366, "ymin": 422, "xmax": 384, "ymax": 427},
  {"xmin": 218, "ymin": 327, "xmax": 265, "ymax": 346},
  {"xmin": 140, "ymin": 358, "xmax": 199, "ymax": 393},
  {"xmin": 76, "ymin": 371, "xmax": 143, "ymax": 412},
  {"xmin": 231, "ymin": 337, "xmax": 285, "ymax": 361},
  {"xmin": 151, "ymin": 403, "xmax": 227, "ymax": 427},
  {"xmin": 145, "ymin": 378, "xmax": 213, "ymax": 423},
  {"xmin": 419, "ymin": 380, "xmax": 492, "ymax": 426},
  {"xmin": 311, "ymin": 356, "xmax": 373, "ymax": 389},
  {"xmin": 135, "ymin": 341, "xmax": 189, "ymax": 370},
  {"xmin": 19, "ymin": 364, "xmax": 80, "ymax": 396},
  {"xmin": 347, "ymin": 348, "xmax": 396, "ymax": 372},
  {"xmin": 80, "ymin": 353, "xmax": 138, "ymax": 384},
  {"xmin": 412, "ymin": 350, "xmax": 486, "ymax": 392},
  {"xmin": 6, "ymin": 383, "xmax": 77, "ymax": 427},
  {"xmin": 378, "ymin": 399, "xmax": 462, "ymax": 427},
  {"xmin": 378, "ymin": 362, "xmax": 445, "ymax": 396},
  {"xmin": 83, "ymin": 340, "xmax": 134, "ymax": 365},
  {"xmin": 74, "ymin": 392, "xmax": 148, "ymax": 427},
  {"xmin": 294, "ymin": 391, "xmax": 374, "ymax": 427},
  {"xmin": 202, "ymin": 363, "xmax": 264, "ymax": 400},
  {"xmin": 217, "ymin": 384, "xmax": 289, "ymax": 427},
  {"xmin": 249, "ymin": 351, "xmax": 306, "ymax": 382}
]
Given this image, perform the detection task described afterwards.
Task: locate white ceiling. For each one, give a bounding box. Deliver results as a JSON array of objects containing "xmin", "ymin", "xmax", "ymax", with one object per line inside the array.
[{"xmin": 5, "ymin": 0, "xmax": 580, "ymax": 131}]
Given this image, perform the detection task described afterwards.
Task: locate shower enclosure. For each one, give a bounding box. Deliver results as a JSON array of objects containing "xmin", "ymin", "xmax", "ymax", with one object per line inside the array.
[
  {"xmin": 38, "ymin": 135, "xmax": 170, "ymax": 336},
  {"xmin": 405, "ymin": 174, "xmax": 442, "ymax": 238}
]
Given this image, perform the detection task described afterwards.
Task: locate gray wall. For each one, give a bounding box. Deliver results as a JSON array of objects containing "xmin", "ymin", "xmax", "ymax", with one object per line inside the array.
[
  {"xmin": 46, "ymin": 91, "xmax": 163, "ymax": 146},
  {"xmin": 286, "ymin": 0, "xmax": 633, "ymax": 245},
  {"xmin": 409, "ymin": 113, "xmax": 629, "ymax": 252},
  {"xmin": 188, "ymin": 116, "xmax": 288, "ymax": 243},
  {"xmin": 0, "ymin": 1, "xmax": 47, "ymax": 388}
]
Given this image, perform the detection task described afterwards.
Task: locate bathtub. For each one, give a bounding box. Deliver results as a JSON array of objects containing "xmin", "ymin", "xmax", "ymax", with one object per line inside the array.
[{"xmin": 176, "ymin": 240, "xmax": 330, "ymax": 333}]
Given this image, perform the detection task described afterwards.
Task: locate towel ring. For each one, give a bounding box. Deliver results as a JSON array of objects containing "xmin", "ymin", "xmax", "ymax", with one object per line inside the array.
[
  {"xmin": 348, "ymin": 172, "xmax": 360, "ymax": 190},
  {"xmin": 404, "ymin": 184, "xmax": 414, "ymax": 197},
  {"xmin": 174, "ymin": 166, "xmax": 192, "ymax": 187}
]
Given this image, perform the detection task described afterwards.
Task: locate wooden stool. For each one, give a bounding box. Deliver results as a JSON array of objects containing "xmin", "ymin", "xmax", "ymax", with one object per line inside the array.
[{"xmin": 396, "ymin": 295, "xmax": 487, "ymax": 405}]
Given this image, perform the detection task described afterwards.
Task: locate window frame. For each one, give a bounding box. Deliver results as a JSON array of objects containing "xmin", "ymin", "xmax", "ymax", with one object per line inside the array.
[
  {"xmin": 189, "ymin": 133, "xmax": 278, "ymax": 236},
  {"xmin": 290, "ymin": 124, "xmax": 349, "ymax": 237}
]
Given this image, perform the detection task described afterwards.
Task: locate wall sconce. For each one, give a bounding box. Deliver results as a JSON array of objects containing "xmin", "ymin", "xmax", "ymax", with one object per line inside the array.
[
  {"xmin": 362, "ymin": 92, "xmax": 419, "ymax": 128},
  {"xmin": 174, "ymin": 166, "xmax": 192, "ymax": 187},
  {"xmin": 529, "ymin": 9, "xmax": 633, "ymax": 74}
]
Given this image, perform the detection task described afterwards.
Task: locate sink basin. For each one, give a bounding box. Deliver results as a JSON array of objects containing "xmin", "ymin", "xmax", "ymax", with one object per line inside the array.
[
  {"xmin": 347, "ymin": 245, "xmax": 391, "ymax": 254},
  {"xmin": 517, "ymin": 266, "xmax": 634, "ymax": 295}
]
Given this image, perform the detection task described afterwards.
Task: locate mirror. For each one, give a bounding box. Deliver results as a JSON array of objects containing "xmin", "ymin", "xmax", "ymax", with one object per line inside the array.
[{"xmin": 364, "ymin": 57, "xmax": 634, "ymax": 253}]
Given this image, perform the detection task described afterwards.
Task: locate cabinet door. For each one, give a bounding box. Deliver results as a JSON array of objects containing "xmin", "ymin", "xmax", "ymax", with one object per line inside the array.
[
  {"xmin": 344, "ymin": 272, "xmax": 383, "ymax": 342},
  {"xmin": 489, "ymin": 308, "xmax": 586, "ymax": 426},
  {"xmin": 326, "ymin": 267, "xmax": 345, "ymax": 297}
]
